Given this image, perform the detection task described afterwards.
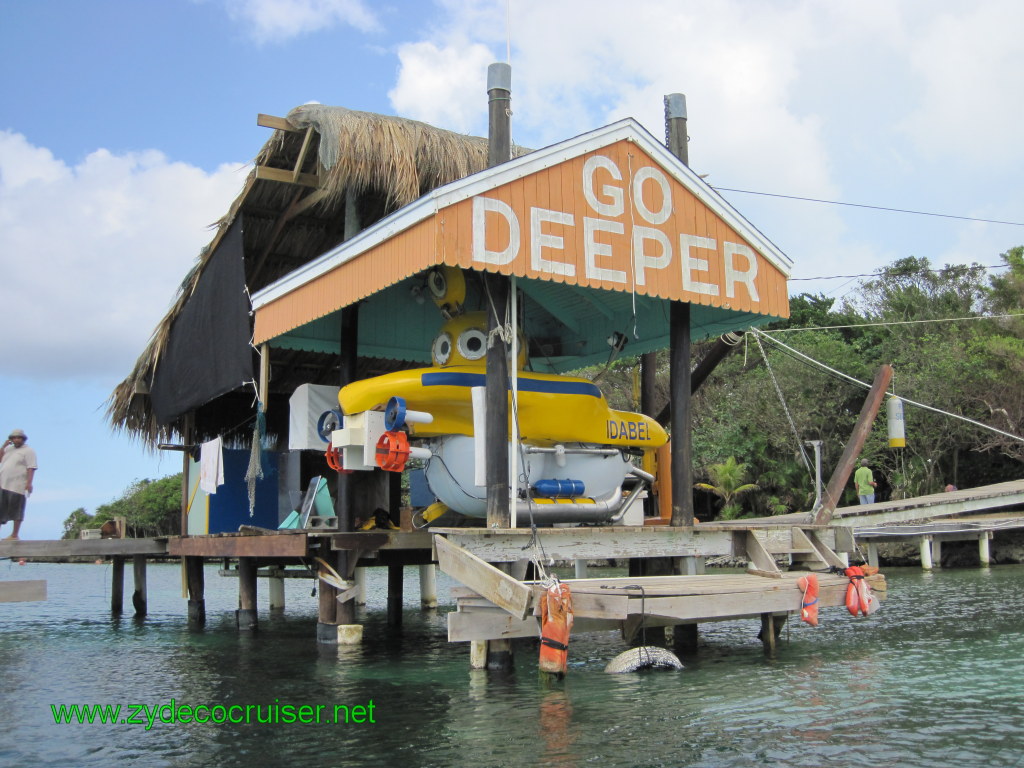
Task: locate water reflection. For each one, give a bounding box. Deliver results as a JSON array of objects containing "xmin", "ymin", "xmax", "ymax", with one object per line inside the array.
[{"xmin": 4, "ymin": 563, "xmax": 1024, "ymax": 767}]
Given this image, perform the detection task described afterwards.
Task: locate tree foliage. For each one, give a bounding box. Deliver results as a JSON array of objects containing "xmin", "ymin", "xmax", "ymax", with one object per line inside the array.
[
  {"xmin": 62, "ymin": 474, "xmax": 182, "ymax": 539},
  {"xmin": 601, "ymin": 247, "xmax": 1024, "ymax": 520}
]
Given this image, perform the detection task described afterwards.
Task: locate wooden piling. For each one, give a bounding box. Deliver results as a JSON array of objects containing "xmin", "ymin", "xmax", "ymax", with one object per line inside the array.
[
  {"xmin": 979, "ymin": 532, "xmax": 992, "ymax": 566},
  {"xmin": 866, "ymin": 541, "xmax": 880, "ymax": 569},
  {"xmin": 419, "ymin": 564, "xmax": 438, "ymax": 609},
  {"xmin": 237, "ymin": 557, "xmax": 258, "ymax": 631},
  {"xmin": 185, "ymin": 555, "xmax": 205, "ymax": 626},
  {"xmin": 920, "ymin": 536, "xmax": 934, "ymax": 570},
  {"xmin": 131, "ymin": 555, "xmax": 147, "ymax": 616},
  {"xmin": 387, "ymin": 565, "xmax": 403, "ymax": 627},
  {"xmin": 111, "ymin": 556, "xmax": 124, "ymax": 614},
  {"xmin": 268, "ymin": 566, "xmax": 285, "ymax": 611},
  {"xmin": 815, "ymin": 364, "xmax": 893, "ymax": 523}
]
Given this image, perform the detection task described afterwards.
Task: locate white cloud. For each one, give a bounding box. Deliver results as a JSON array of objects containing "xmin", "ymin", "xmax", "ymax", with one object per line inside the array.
[
  {"xmin": 223, "ymin": 0, "xmax": 378, "ymax": 42},
  {"xmin": 0, "ymin": 131, "xmax": 244, "ymax": 381},
  {"xmin": 385, "ymin": 0, "xmax": 1023, "ymax": 295},
  {"xmin": 388, "ymin": 41, "xmax": 497, "ymax": 133},
  {"xmin": 896, "ymin": 1, "xmax": 1024, "ymax": 168}
]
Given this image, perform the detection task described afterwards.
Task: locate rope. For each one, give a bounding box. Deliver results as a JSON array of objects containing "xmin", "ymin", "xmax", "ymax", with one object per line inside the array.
[
  {"xmin": 767, "ymin": 312, "xmax": 1024, "ymax": 334},
  {"xmin": 753, "ymin": 329, "xmax": 1024, "ymax": 445},
  {"xmin": 752, "ymin": 332, "xmax": 813, "ymax": 477}
]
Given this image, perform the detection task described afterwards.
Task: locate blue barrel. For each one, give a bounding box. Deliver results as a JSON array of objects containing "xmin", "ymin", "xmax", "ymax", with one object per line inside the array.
[{"xmin": 532, "ymin": 479, "xmax": 585, "ymax": 497}]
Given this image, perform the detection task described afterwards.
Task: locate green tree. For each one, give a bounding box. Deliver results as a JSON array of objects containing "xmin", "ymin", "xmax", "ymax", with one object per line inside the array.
[
  {"xmin": 61, "ymin": 507, "xmax": 93, "ymax": 540},
  {"xmin": 94, "ymin": 474, "xmax": 182, "ymax": 537},
  {"xmin": 694, "ymin": 456, "xmax": 759, "ymax": 520}
]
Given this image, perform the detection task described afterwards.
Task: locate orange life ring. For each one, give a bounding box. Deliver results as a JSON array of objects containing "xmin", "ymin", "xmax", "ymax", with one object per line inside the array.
[
  {"xmin": 796, "ymin": 573, "xmax": 819, "ymax": 626},
  {"xmin": 539, "ymin": 581, "xmax": 573, "ymax": 676}
]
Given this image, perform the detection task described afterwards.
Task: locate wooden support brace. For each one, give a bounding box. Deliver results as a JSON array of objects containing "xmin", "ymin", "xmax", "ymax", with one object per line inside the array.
[
  {"xmin": 792, "ymin": 528, "xmax": 847, "ymax": 569},
  {"xmin": 434, "ymin": 535, "xmax": 532, "ymax": 619},
  {"xmin": 744, "ymin": 531, "xmax": 782, "ymax": 575}
]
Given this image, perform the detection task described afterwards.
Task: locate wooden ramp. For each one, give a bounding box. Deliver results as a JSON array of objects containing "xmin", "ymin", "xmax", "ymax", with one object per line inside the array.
[
  {"xmin": 831, "ymin": 479, "xmax": 1024, "ymax": 527},
  {"xmin": 435, "ymin": 535, "xmax": 886, "ymax": 644}
]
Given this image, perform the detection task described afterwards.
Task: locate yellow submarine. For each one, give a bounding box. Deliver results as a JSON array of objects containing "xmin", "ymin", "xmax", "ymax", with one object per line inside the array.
[{"xmin": 328, "ymin": 267, "xmax": 667, "ymax": 523}]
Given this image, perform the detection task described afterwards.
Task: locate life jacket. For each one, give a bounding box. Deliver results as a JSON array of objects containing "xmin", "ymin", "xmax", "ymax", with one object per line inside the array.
[
  {"xmin": 539, "ymin": 581, "xmax": 574, "ymax": 676},
  {"xmin": 797, "ymin": 573, "xmax": 819, "ymax": 626},
  {"xmin": 844, "ymin": 565, "xmax": 876, "ymax": 616}
]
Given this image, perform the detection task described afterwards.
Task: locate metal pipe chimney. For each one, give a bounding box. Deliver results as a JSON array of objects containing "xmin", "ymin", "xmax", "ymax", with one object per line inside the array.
[{"xmin": 487, "ymin": 62, "xmax": 512, "ymax": 168}]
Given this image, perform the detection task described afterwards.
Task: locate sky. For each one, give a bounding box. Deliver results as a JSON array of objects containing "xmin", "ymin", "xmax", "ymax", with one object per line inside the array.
[{"xmin": 1, "ymin": 0, "xmax": 1022, "ymax": 539}]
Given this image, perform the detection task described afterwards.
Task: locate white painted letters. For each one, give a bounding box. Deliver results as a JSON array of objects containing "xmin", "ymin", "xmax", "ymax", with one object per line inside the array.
[
  {"xmin": 584, "ymin": 217, "xmax": 626, "ymax": 283},
  {"xmin": 632, "ymin": 226, "xmax": 671, "ymax": 286},
  {"xmin": 472, "ymin": 196, "xmax": 519, "ymax": 266},
  {"xmin": 632, "ymin": 166, "xmax": 672, "ymax": 225},
  {"xmin": 531, "ymin": 207, "xmax": 575, "ymax": 277},
  {"xmin": 723, "ymin": 242, "xmax": 759, "ymax": 301},
  {"xmin": 582, "ymin": 156, "xmax": 624, "ymax": 217},
  {"xmin": 679, "ymin": 234, "xmax": 719, "ymax": 296}
]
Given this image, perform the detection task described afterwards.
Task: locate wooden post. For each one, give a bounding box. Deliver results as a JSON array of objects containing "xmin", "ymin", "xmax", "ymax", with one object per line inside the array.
[
  {"xmin": 237, "ymin": 557, "xmax": 258, "ymax": 631},
  {"xmin": 354, "ymin": 566, "xmax": 367, "ymax": 605},
  {"xmin": 316, "ymin": 539, "xmax": 338, "ymax": 642},
  {"xmin": 320, "ymin": 302, "xmax": 360, "ymax": 645},
  {"xmin": 387, "ymin": 565, "xmax": 403, "ymax": 627},
  {"xmin": 670, "ymin": 302, "xmax": 693, "ymax": 526},
  {"xmin": 979, "ymin": 532, "xmax": 991, "ymax": 566},
  {"xmin": 131, "ymin": 555, "xmax": 147, "ymax": 616},
  {"xmin": 111, "ymin": 556, "xmax": 124, "ymax": 614},
  {"xmin": 470, "ymin": 640, "xmax": 488, "ymax": 669},
  {"xmin": 180, "ymin": 412, "xmax": 194, "ymax": 536},
  {"xmin": 866, "ymin": 541, "xmax": 880, "ymax": 569},
  {"xmin": 419, "ymin": 564, "xmax": 438, "ymax": 609},
  {"xmin": 268, "ymin": 566, "xmax": 285, "ymax": 611},
  {"xmin": 815, "ymin": 364, "xmax": 894, "ymax": 523},
  {"xmin": 665, "ymin": 94, "xmax": 693, "ymax": 528},
  {"xmin": 919, "ymin": 536, "xmax": 934, "ymax": 570},
  {"xmin": 760, "ymin": 613, "xmax": 786, "ymax": 656},
  {"xmin": 186, "ymin": 555, "xmax": 205, "ymax": 626},
  {"xmin": 931, "ymin": 539, "xmax": 942, "ymax": 568}
]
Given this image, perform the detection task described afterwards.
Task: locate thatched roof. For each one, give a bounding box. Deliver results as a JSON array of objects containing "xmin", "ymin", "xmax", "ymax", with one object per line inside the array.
[{"xmin": 107, "ymin": 105, "xmax": 529, "ymax": 445}]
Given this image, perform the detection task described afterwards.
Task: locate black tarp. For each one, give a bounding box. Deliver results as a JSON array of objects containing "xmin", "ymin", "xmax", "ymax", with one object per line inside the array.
[{"xmin": 150, "ymin": 221, "xmax": 253, "ymax": 425}]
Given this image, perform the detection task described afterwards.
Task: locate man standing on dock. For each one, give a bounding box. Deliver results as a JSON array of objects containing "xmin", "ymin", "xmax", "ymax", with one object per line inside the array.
[
  {"xmin": 0, "ymin": 429, "xmax": 37, "ymax": 540},
  {"xmin": 854, "ymin": 459, "xmax": 877, "ymax": 505}
]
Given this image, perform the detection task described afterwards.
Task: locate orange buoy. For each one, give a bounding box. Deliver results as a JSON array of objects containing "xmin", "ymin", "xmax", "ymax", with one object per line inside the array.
[
  {"xmin": 539, "ymin": 581, "xmax": 573, "ymax": 676},
  {"xmin": 844, "ymin": 565, "xmax": 874, "ymax": 616},
  {"xmin": 796, "ymin": 573, "xmax": 819, "ymax": 626}
]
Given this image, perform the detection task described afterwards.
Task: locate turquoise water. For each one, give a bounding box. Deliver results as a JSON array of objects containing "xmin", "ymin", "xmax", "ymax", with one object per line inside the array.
[{"xmin": 2, "ymin": 560, "xmax": 1023, "ymax": 767}]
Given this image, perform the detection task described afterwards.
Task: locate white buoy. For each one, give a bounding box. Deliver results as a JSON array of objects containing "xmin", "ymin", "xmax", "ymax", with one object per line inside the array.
[{"xmin": 887, "ymin": 397, "xmax": 906, "ymax": 448}]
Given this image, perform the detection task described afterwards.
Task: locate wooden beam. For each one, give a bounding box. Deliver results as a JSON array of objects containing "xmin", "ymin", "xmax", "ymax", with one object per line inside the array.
[
  {"xmin": 0, "ymin": 538, "xmax": 167, "ymax": 558},
  {"xmin": 255, "ymin": 165, "xmax": 319, "ymax": 188},
  {"xmin": 257, "ymin": 113, "xmax": 299, "ymax": 132},
  {"xmin": 168, "ymin": 533, "xmax": 308, "ymax": 558},
  {"xmin": 744, "ymin": 531, "xmax": 781, "ymax": 574},
  {"xmin": 293, "ymin": 126, "xmax": 315, "ymax": 183},
  {"xmin": 434, "ymin": 535, "xmax": 532, "ymax": 619},
  {"xmin": 815, "ymin": 364, "xmax": 893, "ymax": 523},
  {"xmin": 793, "ymin": 528, "xmax": 848, "ymax": 569},
  {"xmin": 0, "ymin": 580, "xmax": 46, "ymax": 603}
]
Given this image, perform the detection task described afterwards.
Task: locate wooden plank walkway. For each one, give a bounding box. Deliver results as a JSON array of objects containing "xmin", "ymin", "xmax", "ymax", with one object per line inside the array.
[
  {"xmin": 831, "ymin": 479, "xmax": 1024, "ymax": 527},
  {"xmin": 447, "ymin": 571, "xmax": 886, "ymax": 642}
]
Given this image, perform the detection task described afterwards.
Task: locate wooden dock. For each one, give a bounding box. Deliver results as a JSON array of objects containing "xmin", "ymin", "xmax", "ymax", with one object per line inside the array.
[
  {"xmin": 0, "ymin": 519, "xmax": 877, "ymax": 658},
  {"xmin": 832, "ymin": 479, "xmax": 1024, "ymax": 527},
  {"xmin": 854, "ymin": 515, "xmax": 1024, "ymax": 569}
]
